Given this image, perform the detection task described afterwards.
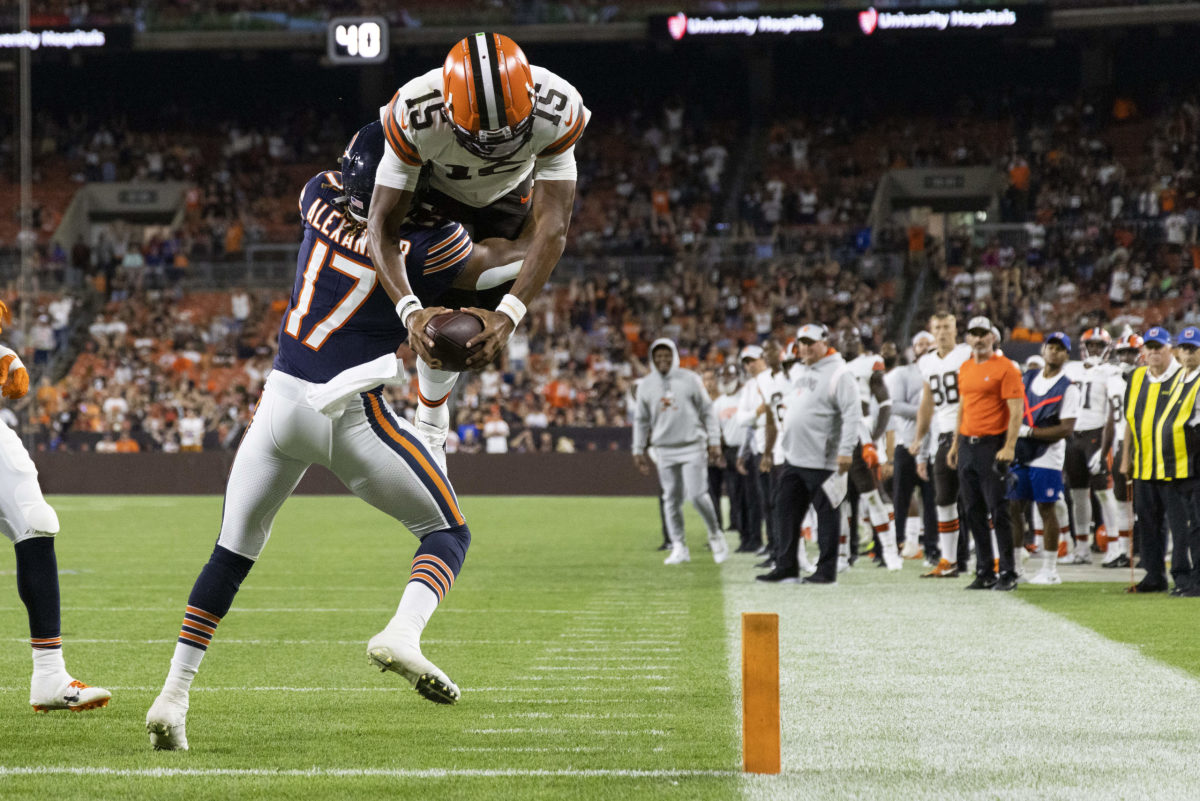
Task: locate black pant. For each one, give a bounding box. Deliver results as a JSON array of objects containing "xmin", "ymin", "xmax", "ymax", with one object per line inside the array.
[
  {"xmin": 893, "ymin": 445, "xmax": 938, "ymax": 555},
  {"xmin": 756, "ymin": 466, "xmax": 778, "ymax": 557},
  {"xmin": 1179, "ymin": 480, "xmax": 1200, "ymax": 591},
  {"xmin": 776, "ymin": 465, "xmax": 839, "ymax": 579},
  {"xmin": 724, "ymin": 447, "xmax": 755, "ymax": 545},
  {"xmin": 1134, "ymin": 479, "xmax": 1190, "ymax": 588},
  {"xmin": 957, "ymin": 434, "xmax": 1014, "ymax": 578}
]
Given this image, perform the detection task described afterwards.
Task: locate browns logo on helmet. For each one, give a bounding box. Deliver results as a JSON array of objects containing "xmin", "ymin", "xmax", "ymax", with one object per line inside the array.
[{"xmin": 442, "ymin": 32, "xmax": 536, "ymax": 161}]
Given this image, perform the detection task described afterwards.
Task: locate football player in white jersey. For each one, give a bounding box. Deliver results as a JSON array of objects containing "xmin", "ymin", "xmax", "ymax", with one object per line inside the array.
[
  {"xmin": 0, "ymin": 302, "xmax": 110, "ymax": 713},
  {"xmin": 1103, "ymin": 332, "xmax": 1143, "ymax": 567},
  {"xmin": 836, "ymin": 319, "xmax": 901, "ymax": 570},
  {"xmin": 911, "ymin": 311, "xmax": 972, "ymax": 577},
  {"xmin": 1062, "ymin": 328, "xmax": 1125, "ymax": 565},
  {"xmin": 368, "ymin": 32, "xmax": 590, "ymax": 466}
]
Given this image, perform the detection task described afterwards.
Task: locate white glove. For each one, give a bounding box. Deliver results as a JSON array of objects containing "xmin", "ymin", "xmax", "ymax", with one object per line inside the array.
[
  {"xmin": 1088, "ymin": 449, "xmax": 1105, "ymax": 476},
  {"xmin": 1019, "ymin": 424, "xmax": 1034, "ymax": 438}
]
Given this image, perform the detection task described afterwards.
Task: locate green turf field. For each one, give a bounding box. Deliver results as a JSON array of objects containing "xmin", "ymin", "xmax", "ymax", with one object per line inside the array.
[
  {"xmin": 0, "ymin": 496, "xmax": 737, "ymax": 801},
  {"xmin": 1018, "ymin": 582, "xmax": 1200, "ymax": 679},
  {"xmin": 3, "ymin": 495, "xmax": 1200, "ymax": 800}
]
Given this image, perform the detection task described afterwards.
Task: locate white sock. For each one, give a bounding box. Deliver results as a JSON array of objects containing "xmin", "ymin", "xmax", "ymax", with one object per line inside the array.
[
  {"xmin": 416, "ymin": 359, "xmax": 458, "ymax": 429},
  {"xmin": 32, "ymin": 648, "xmax": 66, "ymax": 679},
  {"xmin": 382, "ymin": 582, "xmax": 440, "ymax": 646},
  {"xmin": 162, "ymin": 642, "xmax": 205, "ymax": 700},
  {"xmin": 936, "ymin": 505, "xmax": 959, "ymax": 562},
  {"xmin": 1042, "ymin": 551, "xmax": 1058, "ymax": 574},
  {"xmin": 1096, "ymin": 489, "xmax": 1120, "ymax": 545},
  {"xmin": 1013, "ymin": 547, "xmax": 1024, "ymax": 570},
  {"xmin": 476, "ymin": 260, "xmax": 523, "ymax": 290},
  {"xmin": 1034, "ymin": 533, "xmax": 1044, "ymax": 552}
]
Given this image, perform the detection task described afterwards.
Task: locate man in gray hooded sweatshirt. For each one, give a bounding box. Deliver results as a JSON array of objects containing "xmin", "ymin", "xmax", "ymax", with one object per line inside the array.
[{"xmin": 633, "ymin": 339, "xmax": 730, "ymax": 565}]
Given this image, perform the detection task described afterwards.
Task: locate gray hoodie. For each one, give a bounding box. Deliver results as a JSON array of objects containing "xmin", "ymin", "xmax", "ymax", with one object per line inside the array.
[
  {"xmin": 778, "ymin": 348, "xmax": 862, "ymax": 471},
  {"xmin": 632, "ymin": 338, "xmax": 720, "ymax": 462}
]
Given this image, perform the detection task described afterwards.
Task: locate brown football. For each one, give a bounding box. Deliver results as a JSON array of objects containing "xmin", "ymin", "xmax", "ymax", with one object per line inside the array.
[{"xmin": 424, "ymin": 311, "xmax": 485, "ymax": 371}]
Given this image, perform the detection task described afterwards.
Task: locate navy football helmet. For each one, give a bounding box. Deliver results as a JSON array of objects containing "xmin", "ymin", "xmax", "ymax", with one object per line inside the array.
[{"xmin": 340, "ymin": 121, "xmax": 386, "ymax": 223}]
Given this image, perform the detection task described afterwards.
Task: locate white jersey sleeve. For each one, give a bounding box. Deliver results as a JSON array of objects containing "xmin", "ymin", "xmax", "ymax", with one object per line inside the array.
[{"xmin": 377, "ymin": 66, "xmax": 589, "ymax": 208}]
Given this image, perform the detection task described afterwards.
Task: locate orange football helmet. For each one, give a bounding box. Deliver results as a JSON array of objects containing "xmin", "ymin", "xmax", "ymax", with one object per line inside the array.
[{"xmin": 442, "ymin": 32, "xmax": 536, "ymax": 161}]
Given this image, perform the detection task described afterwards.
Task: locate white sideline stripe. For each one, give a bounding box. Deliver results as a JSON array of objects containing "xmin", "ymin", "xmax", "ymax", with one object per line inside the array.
[
  {"xmin": 450, "ymin": 747, "xmax": 606, "ymax": 753},
  {"xmin": 527, "ymin": 675, "xmax": 667, "ymax": 681},
  {"xmin": 0, "ymin": 607, "xmax": 610, "ymax": 615},
  {"xmin": 0, "ymin": 686, "xmax": 672, "ymax": 694},
  {"xmin": 1, "ymin": 638, "xmax": 548, "ymax": 647},
  {"xmin": 724, "ymin": 568, "xmax": 1200, "ymax": 800},
  {"xmin": 530, "ymin": 665, "xmax": 676, "ymax": 671},
  {"xmin": 0, "ymin": 767, "xmax": 735, "ymax": 779},
  {"xmin": 464, "ymin": 728, "xmax": 667, "ymax": 736},
  {"xmin": 481, "ymin": 712, "xmax": 660, "ymax": 719}
]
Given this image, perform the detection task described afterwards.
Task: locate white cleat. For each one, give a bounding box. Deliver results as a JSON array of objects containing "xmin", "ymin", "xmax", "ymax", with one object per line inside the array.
[
  {"xmin": 663, "ymin": 544, "xmax": 691, "ymax": 565},
  {"xmin": 900, "ymin": 539, "xmax": 922, "ymax": 559},
  {"xmin": 367, "ymin": 634, "xmax": 460, "ymax": 705},
  {"xmin": 837, "ymin": 556, "xmax": 850, "ymax": 573},
  {"xmin": 709, "ymin": 532, "xmax": 730, "ymax": 564},
  {"xmin": 146, "ymin": 694, "xmax": 189, "ymax": 750},
  {"xmin": 30, "ymin": 675, "xmax": 111, "ymax": 713},
  {"xmin": 1058, "ymin": 551, "xmax": 1092, "ymax": 565},
  {"xmin": 883, "ymin": 547, "xmax": 903, "ymax": 572},
  {"xmin": 415, "ymin": 419, "xmax": 448, "ymax": 474},
  {"xmin": 1029, "ymin": 569, "xmax": 1062, "ymax": 585}
]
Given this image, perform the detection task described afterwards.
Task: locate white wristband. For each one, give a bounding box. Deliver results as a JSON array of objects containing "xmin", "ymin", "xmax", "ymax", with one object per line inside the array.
[
  {"xmin": 395, "ymin": 295, "xmax": 422, "ymax": 328},
  {"xmin": 496, "ymin": 293, "xmax": 527, "ymax": 328}
]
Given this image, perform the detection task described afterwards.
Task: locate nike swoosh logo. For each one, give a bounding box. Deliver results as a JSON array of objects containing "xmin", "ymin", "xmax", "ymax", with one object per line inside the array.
[
  {"xmin": 563, "ymin": 106, "xmax": 575, "ymax": 128},
  {"xmin": 519, "ymin": 194, "xmax": 530, "ymax": 204},
  {"xmin": 398, "ymin": 112, "xmax": 408, "ymax": 131}
]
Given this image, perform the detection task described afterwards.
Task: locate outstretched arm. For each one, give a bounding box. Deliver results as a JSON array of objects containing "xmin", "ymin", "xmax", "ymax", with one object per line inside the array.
[
  {"xmin": 366, "ymin": 185, "xmax": 441, "ymax": 362},
  {"xmin": 464, "ymin": 179, "xmax": 575, "ymax": 369}
]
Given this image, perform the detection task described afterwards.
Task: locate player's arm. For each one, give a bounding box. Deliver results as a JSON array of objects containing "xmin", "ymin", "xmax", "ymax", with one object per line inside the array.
[
  {"xmin": 464, "ymin": 178, "xmax": 576, "ymax": 369},
  {"xmin": 947, "ymin": 398, "xmax": 963, "ymax": 468},
  {"xmin": 868, "ymin": 369, "xmax": 891, "ymax": 442},
  {"xmin": 911, "ymin": 382, "xmax": 933, "ymax": 451},
  {"xmin": 1028, "ymin": 384, "xmax": 1079, "ymax": 442},
  {"xmin": 365, "ymin": 184, "xmax": 441, "ymax": 362}
]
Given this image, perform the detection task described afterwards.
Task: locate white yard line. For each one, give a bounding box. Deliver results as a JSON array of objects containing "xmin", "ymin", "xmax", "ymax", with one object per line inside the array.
[
  {"xmin": 723, "ymin": 568, "xmax": 1200, "ymax": 800},
  {"xmin": 0, "ymin": 767, "xmax": 735, "ymax": 779}
]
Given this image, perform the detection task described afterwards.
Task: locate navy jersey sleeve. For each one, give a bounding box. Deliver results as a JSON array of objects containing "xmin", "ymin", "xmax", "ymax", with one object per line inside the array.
[{"xmin": 273, "ymin": 171, "xmax": 475, "ymax": 384}]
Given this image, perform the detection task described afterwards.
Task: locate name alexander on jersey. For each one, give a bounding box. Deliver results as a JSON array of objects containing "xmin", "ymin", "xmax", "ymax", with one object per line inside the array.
[
  {"xmin": 380, "ymin": 66, "xmax": 590, "ymax": 208},
  {"xmin": 296, "ymin": 172, "xmax": 370, "ymax": 257}
]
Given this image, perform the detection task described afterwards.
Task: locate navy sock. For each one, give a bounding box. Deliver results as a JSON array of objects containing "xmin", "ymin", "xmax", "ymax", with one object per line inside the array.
[
  {"xmin": 410, "ymin": 524, "xmax": 470, "ymax": 601},
  {"xmin": 177, "ymin": 545, "xmax": 254, "ymax": 651},
  {"xmin": 15, "ymin": 537, "xmax": 61, "ymax": 645}
]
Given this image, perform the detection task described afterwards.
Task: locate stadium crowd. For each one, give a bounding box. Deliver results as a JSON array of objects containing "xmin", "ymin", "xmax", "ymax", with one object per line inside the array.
[{"xmin": 2, "ymin": 88, "xmax": 1199, "ymax": 454}]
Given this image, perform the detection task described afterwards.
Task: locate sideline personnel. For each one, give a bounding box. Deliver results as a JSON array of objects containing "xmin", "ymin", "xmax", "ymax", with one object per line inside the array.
[{"xmin": 947, "ymin": 317, "xmax": 1024, "ymax": 591}]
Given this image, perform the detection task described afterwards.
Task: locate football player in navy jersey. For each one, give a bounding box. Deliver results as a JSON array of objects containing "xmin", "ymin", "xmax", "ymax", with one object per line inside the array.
[{"xmin": 145, "ymin": 122, "xmax": 530, "ymax": 751}]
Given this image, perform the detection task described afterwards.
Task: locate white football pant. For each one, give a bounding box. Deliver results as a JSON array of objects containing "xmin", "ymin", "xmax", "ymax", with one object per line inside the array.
[
  {"xmin": 217, "ymin": 371, "xmax": 465, "ymax": 561},
  {"xmin": 0, "ymin": 422, "xmax": 59, "ymax": 544}
]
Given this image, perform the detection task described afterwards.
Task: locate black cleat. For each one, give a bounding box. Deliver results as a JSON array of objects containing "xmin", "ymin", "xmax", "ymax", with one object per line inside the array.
[
  {"xmin": 755, "ymin": 568, "xmax": 800, "ymax": 584},
  {"xmin": 964, "ymin": 574, "xmax": 998, "ymax": 590},
  {"xmin": 1101, "ymin": 554, "xmax": 1130, "ymax": 568},
  {"xmin": 993, "ymin": 572, "xmax": 1019, "ymax": 592}
]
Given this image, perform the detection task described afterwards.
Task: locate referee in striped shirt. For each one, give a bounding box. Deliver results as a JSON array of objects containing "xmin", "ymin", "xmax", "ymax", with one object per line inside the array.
[
  {"xmin": 1120, "ymin": 326, "xmax": 1184, "ymax": 593},
  {"xmin": 947, "ymin": 317, "xmax": 1024, "ymax": 591}
]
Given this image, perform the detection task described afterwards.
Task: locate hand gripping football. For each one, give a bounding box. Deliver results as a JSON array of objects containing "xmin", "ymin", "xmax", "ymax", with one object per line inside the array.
[{"xmin": 424, "ymin": 311, "xmax": 485, "ymax": 372}]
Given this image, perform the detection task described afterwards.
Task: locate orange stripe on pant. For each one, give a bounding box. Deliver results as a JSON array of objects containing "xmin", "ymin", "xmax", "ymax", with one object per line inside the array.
[{"xmin": 367, "ymin": 394, "xmax": 465, "ymax": 525}]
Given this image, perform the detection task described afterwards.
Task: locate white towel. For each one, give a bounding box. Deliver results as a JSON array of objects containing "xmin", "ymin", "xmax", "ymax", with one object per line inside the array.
[
  {"xmin": 306, "ymin": 354, "xmax": 408, "ymax": 419},
  {"xmin": 822, "ymin": 471, "xmax": 848, "ymax": 508}
]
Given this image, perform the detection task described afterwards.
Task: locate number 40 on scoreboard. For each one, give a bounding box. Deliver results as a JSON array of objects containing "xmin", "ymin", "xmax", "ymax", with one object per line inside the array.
[{"xmin": 327, "ymin": 17, "xmax": 389, "ymax": 64}]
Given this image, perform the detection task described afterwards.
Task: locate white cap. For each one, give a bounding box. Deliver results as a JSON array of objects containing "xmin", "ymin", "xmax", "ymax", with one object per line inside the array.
[
  {"xmin": 966, "ymin": 316, "xmax": 992, "ymax": 334},
  {"xmin": 796, "ymin": 323, "xmax": 829, "ymax": 342},
  {"xmin": 739, "ymin": 344, "xmax": 764, "ymax": 361},
  {"xmin": 911, "ymin": 331, "xmax": 935, "ymax": 348}
]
